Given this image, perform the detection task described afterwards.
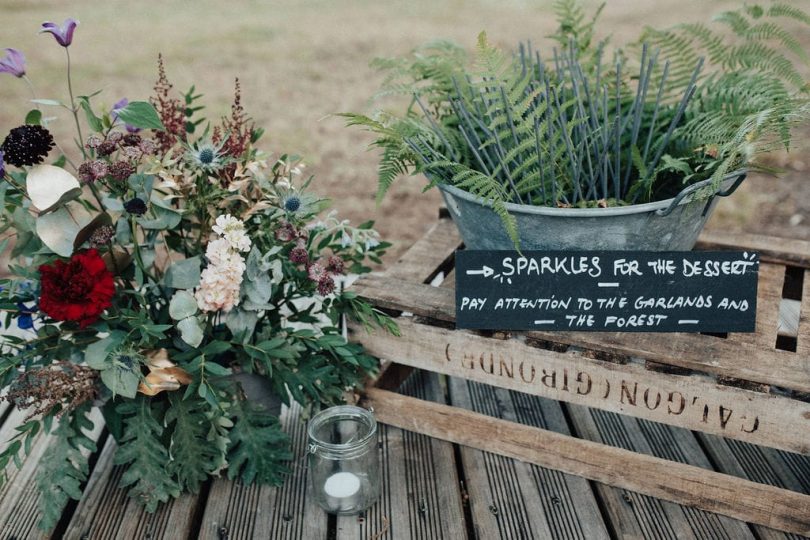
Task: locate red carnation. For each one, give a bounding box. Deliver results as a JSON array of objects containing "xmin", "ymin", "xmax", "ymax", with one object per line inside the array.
[{"xmin": 39, "ymin": 249, "xmax": 115, "ymax": 328}]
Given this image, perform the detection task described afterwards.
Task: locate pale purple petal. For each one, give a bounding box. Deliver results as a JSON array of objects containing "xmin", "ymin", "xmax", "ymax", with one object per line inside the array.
[
  {"xmin": 40, "ymin": 18, "xmax": 79, "ymax": 47},
  {"xmin": 0, "ymin": 48, "xmax": 26, "ymax": 78},
  {"xmin": 111, "ymin": 98, "xmax": 141, "ymax": 133}
]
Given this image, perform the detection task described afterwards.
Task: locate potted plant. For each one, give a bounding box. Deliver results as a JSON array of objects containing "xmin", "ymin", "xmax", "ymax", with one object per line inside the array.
[
  {"xmin": 0, "ymin": 20, "xmax": 397, "ymax": 531},
  {"xmin": 343, "ymin": 0, "xmax": 810, "ymax": 250}
]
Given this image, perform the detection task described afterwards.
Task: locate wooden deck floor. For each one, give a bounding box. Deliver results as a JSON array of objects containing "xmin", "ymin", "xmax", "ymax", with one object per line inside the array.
[{"xmin": 0, "ymin": 368, "xmax": 808, "ymax": 539}]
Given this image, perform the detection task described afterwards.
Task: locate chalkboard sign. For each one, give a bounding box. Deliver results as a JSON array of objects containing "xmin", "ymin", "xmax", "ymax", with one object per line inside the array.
[{"xmin": 455, "ymin": 250, "xmax": 759, "ymax": 332}]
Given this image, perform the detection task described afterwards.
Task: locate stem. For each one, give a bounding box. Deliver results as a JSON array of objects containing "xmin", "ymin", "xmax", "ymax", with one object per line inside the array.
[
  {"xmin": 65, "ymin": 48, "xmax": 87, "ymax": 160},
  {"xmin": 22, "ymin": 76, "xmax": 40, "ymax": 111}
]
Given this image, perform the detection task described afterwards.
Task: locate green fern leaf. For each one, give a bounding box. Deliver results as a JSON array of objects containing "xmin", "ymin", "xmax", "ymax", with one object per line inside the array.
[
  {"xmin": 227, "ymin": 397, "xmax": 292, "ymax": 486},
  {"xmin": 165, "ymin": 394, "xmax": 227, "ymax": 492},
  {"xmin": 36, "ymin": 405, "xmax": 96, "ymax": 531},
  {"xmin": 114, "ymin": 398, "xmax": 181, "ymax": 512}
]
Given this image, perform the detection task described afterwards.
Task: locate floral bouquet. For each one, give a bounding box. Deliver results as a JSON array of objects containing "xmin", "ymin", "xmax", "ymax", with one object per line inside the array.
[{"xmin": 0, "ymin": 19, "xmax": 396, "ymax": 530}]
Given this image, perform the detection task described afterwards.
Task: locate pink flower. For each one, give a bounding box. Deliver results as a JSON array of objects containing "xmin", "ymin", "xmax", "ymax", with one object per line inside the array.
[
  {"xmin": 41, "ymin": 18, "xmax": 79, "ymax": 47},
  {"xmin": 307, "ymin": 262, "xmax": 326, "ymax": 282}
]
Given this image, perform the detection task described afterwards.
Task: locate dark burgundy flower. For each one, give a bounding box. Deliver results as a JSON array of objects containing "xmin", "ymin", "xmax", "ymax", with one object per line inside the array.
[
  {"xmin": 40, "ymin": 18, "xmax": 79, "ymax": 47},
  {"xmin": 108, "ymin": 161, "xmax": 134, "ymax": 182},
  {"xmin": 124, "ymin": 197, "xmax": 147, "ymax": 215},
  {"xmin": 122, "ymin": 133, "xmax": 142, "ymax": 147},
  {"xmin": 39, "ymin": 249, "xmax": 115, "ymax": 328},
  {"xmin": 326, "ymin": 255, "xmax": 345, "ymax": 275},
  {"xmin": 275, "ymin": 221, "xmax": 297, "ymax": 243},
  {"xmin": 317, "ymin": 275, "xmax": 335, "ymax": 296},
  {"xmin": 289, "ymin": 246, "xmax": 308, "ymax": 265},
  {"xmin": 0, "ymin": 150, "xmax": 5, "ymax": 178},
  {"xmin": 88, "ymin": 225, "xmax": 116, "ymax": 248},
  {"xmin": 1, "ymin": 125, "xmax": 55, "ymax": 167},
  {"xmin": 96, "ymin": 140, "xmax": 116, "ymax": 157},
  {"xmin": 77, "ymin": 160, "xmax": 108, "ymax": 184}
]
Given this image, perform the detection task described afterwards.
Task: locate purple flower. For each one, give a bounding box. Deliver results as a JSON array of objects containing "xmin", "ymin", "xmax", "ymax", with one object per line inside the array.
[
  {"xmin": 40, "ymin": 18, "xmax": 79, "ymax": 47},
  {"xmin": 0, "ymin": 48, "xmax": 26, "ymax": 78},
  {"xmin": 111, "ymin": 98, "xmax": 141, "ymax": 133}
]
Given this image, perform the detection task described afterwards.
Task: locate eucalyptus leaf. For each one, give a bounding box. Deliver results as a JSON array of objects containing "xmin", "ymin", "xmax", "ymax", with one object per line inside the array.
[
  {"xmin": 26, "ymin": 165, "xmax": 81, "ymax": 212},
  {"xmin": 36, "ymin": 202, "xmax": 93, "ymax": 257},
  {"xmin": 164, "ymin": 256, "xmax": 201, "ymax": 289},
  {"xmin": 178, "ymin": 316, "xmax": 204, "ymax": 348},
  {"xmin": 114, "ymin": 101, "xmax": 165, "ymax": 130},
  {"xmin": 169, "ymin": 290, "xmax": 198, "ymax": 320},
  {"xmin": 100, "ymin": 365, "xmax": 140, "ymax": 399},
  {"xmin": 225, "ymin": 309, "xmax": 259, "ymax": 342},
  {"xmin": 85, "ymin": 331, "xmax": 127, "ymax": 369}
]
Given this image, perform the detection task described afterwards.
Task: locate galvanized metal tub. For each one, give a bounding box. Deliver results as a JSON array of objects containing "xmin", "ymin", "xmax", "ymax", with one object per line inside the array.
[{"xmin": 438, "ymin": 172, "xmax": 747, "ymax": 251}]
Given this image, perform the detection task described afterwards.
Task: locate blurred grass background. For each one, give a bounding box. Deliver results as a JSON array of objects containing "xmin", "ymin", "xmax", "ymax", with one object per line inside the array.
[{"xmin": 2, "ymin": 0, "xmax": 808, "ymax": 258}]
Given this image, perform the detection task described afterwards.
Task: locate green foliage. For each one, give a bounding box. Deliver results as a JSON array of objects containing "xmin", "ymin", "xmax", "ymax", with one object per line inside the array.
[
  {"xmin": 36, "ymin": 405, "xmax": 96, "ymax": 531},
  {"xmin": 165, "ymin": 394, "xmax": 227, "ymax": 492},
  {"xmin": 345, "ymin": 0, "xmax": 810, "ymax": 248},
  {"xmin": 114, "ymin": 398, "xmax": 181, "ymax": 512},
  {"xmin": 226, "ymin": 397, "xmax": 292, "ymax": 485}
]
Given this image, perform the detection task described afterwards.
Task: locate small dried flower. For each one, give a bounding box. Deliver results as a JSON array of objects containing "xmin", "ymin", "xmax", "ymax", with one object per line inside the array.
[
  {"xmin": 326, "ymin": 255, "xmax": 345, "ymax": 275},
  {"xmin": 289, "ymin": 246, "xmax": 308, "ymax": 265},
  {"xmin": 108, "ymin": 160, "xmax": 134, "ymax": 182},
  {"xmin": 86, "ymin": 134, "xmax": 103, "ymax": 149},
  {"xmin": 122, "ymin": 133, "xmax": 142, "ymax": 147},
  {"xmin": 275, "ymin": 221, "xmax": 297, "ymax": 243},
  {"xmin": 307, "ymin": 262, "xmax": 326, "ymax": 282},
  {"xmin": 97, "ymin": 139, "xmax": 117, "ymax": 157},
  {"xmin": 124, "ymin": 197, "xmax": 147, "ymax": 215},
  {"xmin": 77, "ymin": 160, "xmax": 108, "ymax": 184},
  {"xmin": 2, "ymin": 361, "xmax": 97, "ymax": 420},
  {"xmin": 89, "ymin": 225, "xmax": 116, "ymax": 248},
  {"xmin": 1, "ymin": 125, "xmax": 55, "ymax": 167},
  {"xmin": 317, "ymin": 275, "xmax": 335, "ymax": 296},
  {"xmin": 139, "ymin": 139, "xmax": 157, "ymax": 155},
  {"xmin": 121, "ymin": 145, "xmax": 143, "ymax": 160},
  {"xmin": 107, "ymin": 131, "xmax": 123, "ymax": 144}
]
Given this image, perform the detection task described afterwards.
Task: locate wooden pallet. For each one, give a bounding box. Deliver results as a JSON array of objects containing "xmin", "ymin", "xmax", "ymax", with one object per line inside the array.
[{"xmin": 349, "ymin": 214, "xmax": 810, "ymax": 536}]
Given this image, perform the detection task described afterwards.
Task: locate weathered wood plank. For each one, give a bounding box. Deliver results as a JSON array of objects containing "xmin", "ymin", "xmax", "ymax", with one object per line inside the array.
[
  {"xmin": 698, "ymin": 433, "xmax": 810, "ymax": 540},
  {"xmin": 386, "ymin": 218, "xmax": 461, "ymax": 282},
  {"xmin": 449, "ymin": 378, "xmax": 609, "ymax": 539},
  {"xmin": 337, "ymin": 370, "xmax": 466, "ymax": 540},
  {"xmin": 0, "ymin": 409, "xmax": 105, "ymax": 540},
  {"xmin": 566, "ymin": 403, "xmax": 754, "ymax": 539},
  {"xmin": 353, "ymin": 317, "xmax": 810, "ymax": 454},
  {"xmin": 798, "ymin": 270, "xmax": 810, "ymax": 356},
  {"xmin": 352, "ymin": 275, "xmax": 810, "ymax": 393},
  {"xmin": 364, "ymin": 387, "xmax": 810, "ymax": 536},
  {"xmin": 779, "ymin": 299, "xmax": 800, "ymax": 339},
  {"xmin": 63, "ymin": 435, "xmax": 201, "ymax": 540},
  {"xmin": 695, "ymin": 232, "xmax": 810, "ymax": 269},
  {"xmin": 732, "ymin": 263, "xmax": 784, "ymax": 348},
  {"xmin": 198, "ymin": 400, "xmax": 327, "ymax": 540}
]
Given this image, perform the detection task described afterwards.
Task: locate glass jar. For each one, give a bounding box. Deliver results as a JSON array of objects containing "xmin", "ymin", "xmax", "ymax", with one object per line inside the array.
[{"xmin": 307, "ymin": 405, "xmax": 380, "ymax": 515}]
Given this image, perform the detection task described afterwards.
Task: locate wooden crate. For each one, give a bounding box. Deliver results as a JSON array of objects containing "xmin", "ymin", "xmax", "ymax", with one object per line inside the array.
[{"xmin": 349, "ymin": 213, "xmax": 810, "ymax": 536}]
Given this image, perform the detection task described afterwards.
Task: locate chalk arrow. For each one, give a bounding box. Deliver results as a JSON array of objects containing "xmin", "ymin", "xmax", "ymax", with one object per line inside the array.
[{"xmin": 466, "ymin": 265, "xmax": 494, "ymax": 277}]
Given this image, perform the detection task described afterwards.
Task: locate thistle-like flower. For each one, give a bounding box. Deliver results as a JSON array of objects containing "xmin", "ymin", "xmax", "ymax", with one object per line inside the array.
[{"xmin": 185, "ymin": 139, "xmax": 229, "ymax": 174}]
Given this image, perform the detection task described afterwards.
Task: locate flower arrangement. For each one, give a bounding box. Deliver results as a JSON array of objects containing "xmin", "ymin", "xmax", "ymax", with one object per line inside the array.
[
  {"xmin": 0, "ymin": 19, "xmax": 396, "ymax": 530},
  {"xmin": 343, "ymin": 0, "xmax": 810, "ymax": 246}
]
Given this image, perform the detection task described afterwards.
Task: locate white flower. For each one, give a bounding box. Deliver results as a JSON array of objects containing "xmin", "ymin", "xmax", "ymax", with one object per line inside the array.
[{"xmin": 212, "ymin": 214, "xmax": 252, "ymax": 252}]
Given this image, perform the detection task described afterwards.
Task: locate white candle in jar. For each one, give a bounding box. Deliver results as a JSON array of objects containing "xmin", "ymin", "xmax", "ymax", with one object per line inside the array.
[{"xmin": 324, "ymin": 472, "xmax": 361, "ymax": 498}]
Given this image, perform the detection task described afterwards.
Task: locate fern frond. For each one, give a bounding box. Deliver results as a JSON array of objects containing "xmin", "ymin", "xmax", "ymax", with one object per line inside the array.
[{"xmin": 36, "ymin": 405, "xmax": 96, "ymax": 531}]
